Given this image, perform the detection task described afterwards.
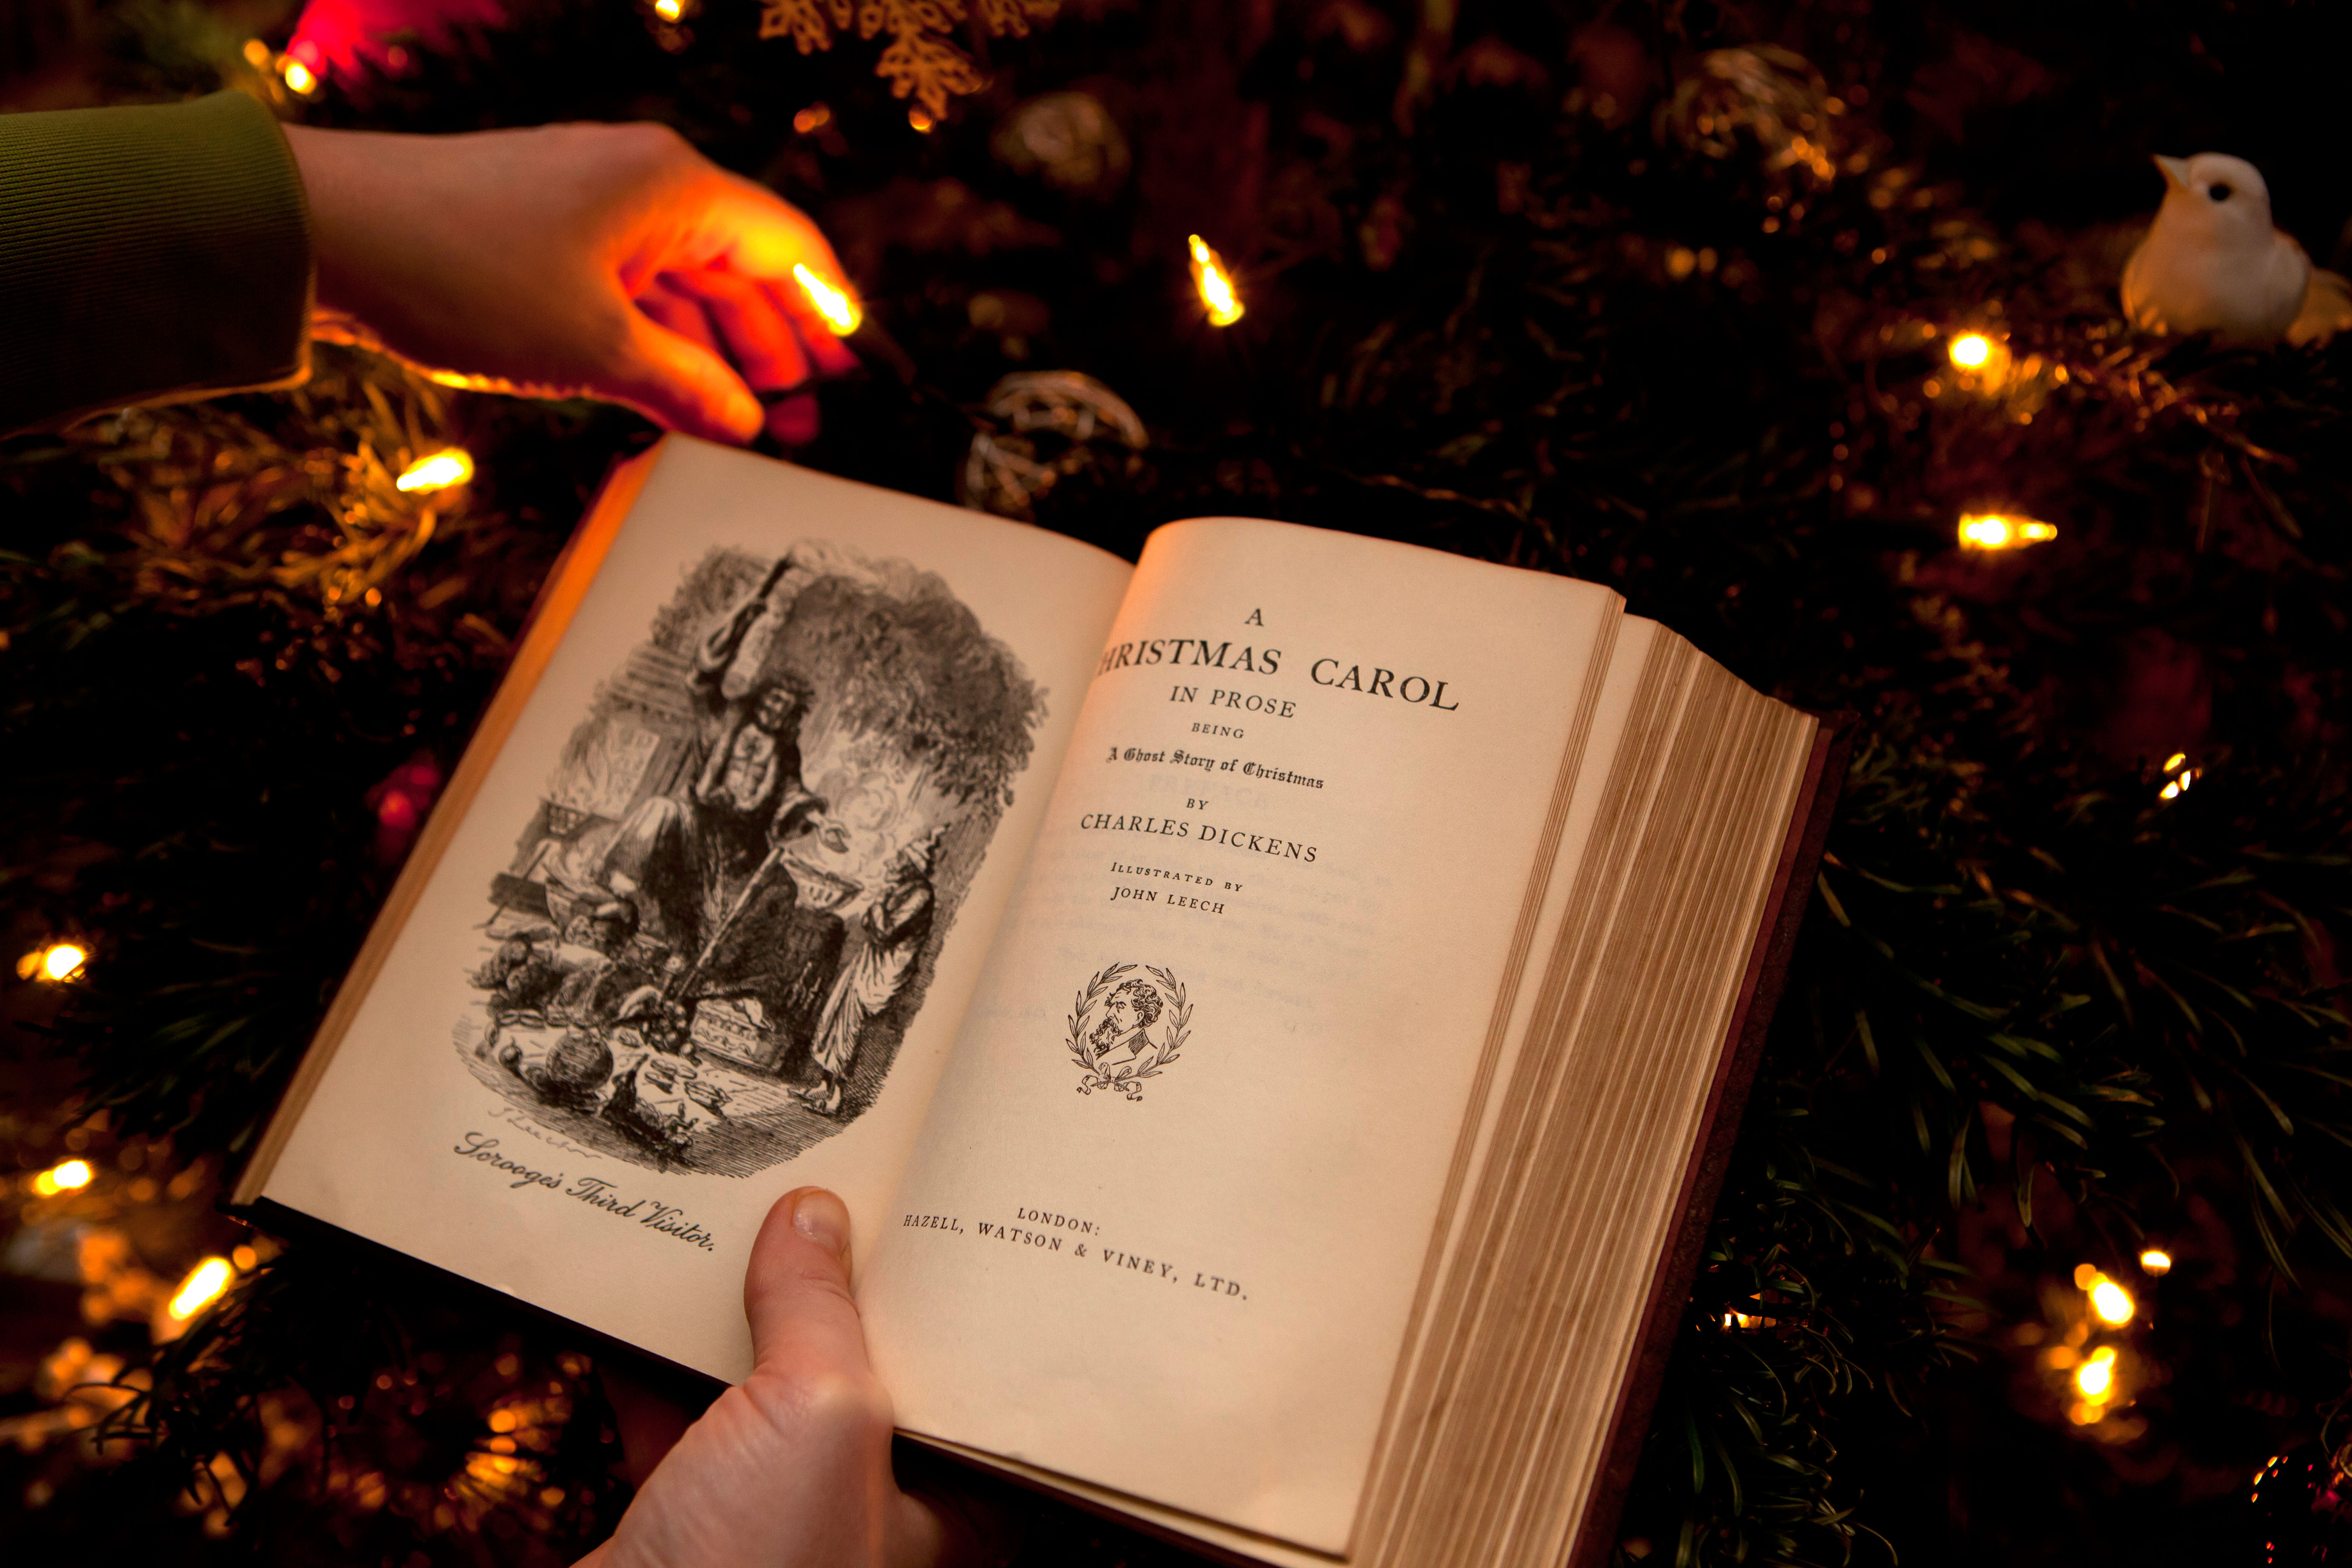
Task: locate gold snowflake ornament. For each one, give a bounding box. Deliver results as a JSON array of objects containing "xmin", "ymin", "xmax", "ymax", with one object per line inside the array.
[{"xmin": 761, "ymin": 0, "xmax": 1058, "ymax": 121}]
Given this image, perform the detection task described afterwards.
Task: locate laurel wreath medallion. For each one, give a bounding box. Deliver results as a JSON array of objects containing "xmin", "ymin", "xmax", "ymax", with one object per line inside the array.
[{"xmin": 1067, "ymin": 962, "xmax": 1190, "ymax": 1101}]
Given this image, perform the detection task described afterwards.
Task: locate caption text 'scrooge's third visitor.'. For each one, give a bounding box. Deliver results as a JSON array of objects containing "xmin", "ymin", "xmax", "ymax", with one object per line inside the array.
[{"xmin": 453, "ymin": 1132, "xmax": 719, "ymax": 1250}]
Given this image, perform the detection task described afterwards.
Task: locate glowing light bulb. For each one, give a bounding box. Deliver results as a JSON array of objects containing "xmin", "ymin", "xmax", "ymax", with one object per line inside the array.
[
  {"xmin": 1957, "ymin": 513, "xmax": 2058, "ymax": 549},
  {"xmin": 793, "ymin": 104, "xmax": 831, "ymax": 134},
  {"xmin": 396, "ymin": 449, "xmax": 474, "ymax": 493},
  {"xmin": 1189, "ymin": 235, "xmax": 1245, "ymax": 327},
  {"xmin": 2139, "ymin": 1248, "xmax": 2172, "ymax": 1276},
  {"xmin": 31, "ymin": 1160, "xmax": 93, "ymax": 1196},
  {"xmin": 908, "ymin": 108, "xmax": 935, "ymax": 133},
  {"xmin": 1948, "ymin": 333, "xmax": 1993, "ymax": 369},
  {"xmin": 2159, "ymin": 769, "xmax": 2199, "ymax": 802},
  {"xmin": 2074, "ymin": 1346, "xmax": 2116, "ymax": 1399},
  {"xmin": 2090, "ymin": 1278, "xmax": 2135, "ymax": 1325},
  {"xmin": 19, "ymin": 941, "xmax": 87, "ymax": 981},
  {"xmin": 169, "ymin": 1257, "xmax": 235, "ymax": 1322},
  {"xmin": 282, "ymin": 59, "xmax": 317, "ymax": 95},
  {"xmin": 792, "ymin": 265, "xmax": 861, "ymax": 335},
  {"xmin": 2162, "ymin": 753, "xmax": 2187, "ymax": 773},
  {"xmin": 653, "ymin": 0, "xmax": 683, "ymax": 18}
]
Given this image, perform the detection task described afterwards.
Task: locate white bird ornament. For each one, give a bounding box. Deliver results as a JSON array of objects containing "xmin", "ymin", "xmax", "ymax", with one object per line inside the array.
[{"xmin": 2122, "ymin": 152, "xmax": 2351, "ymax": 346}]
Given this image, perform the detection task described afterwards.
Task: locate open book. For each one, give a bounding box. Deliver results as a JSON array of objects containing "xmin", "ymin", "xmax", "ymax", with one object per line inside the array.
[{"xmin": 235, "ymin": 436, "xmax": 1845, "ymax": 1568}]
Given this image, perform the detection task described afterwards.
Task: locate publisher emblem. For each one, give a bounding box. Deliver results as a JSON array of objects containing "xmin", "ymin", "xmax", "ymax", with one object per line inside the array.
[{"xmin": 1068, "ymin": 963, "xmax": 1189, "ymax": 1100}]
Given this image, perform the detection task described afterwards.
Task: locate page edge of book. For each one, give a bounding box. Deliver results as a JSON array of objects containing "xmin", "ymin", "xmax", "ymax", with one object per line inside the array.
[
  {"xmin": 227, "ymin": 440, "xmax": 668, "ymax": 1210},
  {"xmin": 1561, "ymin": 706, "xmax": 1858, "ymax": 1568}
]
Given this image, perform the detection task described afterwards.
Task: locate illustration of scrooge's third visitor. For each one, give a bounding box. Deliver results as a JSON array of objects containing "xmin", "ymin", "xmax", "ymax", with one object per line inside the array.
[{"xmin": 459, "ymin": 542, "xmax": 1043, "ymax": 1175}]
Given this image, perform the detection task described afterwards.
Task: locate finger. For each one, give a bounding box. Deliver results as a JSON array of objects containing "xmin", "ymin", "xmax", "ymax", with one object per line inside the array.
[
  {"xmin": 767, "ymin": 392, "xmax": 820, "ymax": 446},
  {"xmin": 607, "ymin": 307, "xmax": 764, "ymax": 444},
  {"xmin": 635, "ymin": 277, "xmax": 726, "ymax": 363},
  {"xmin": 744, "ymin": 1187, "xmax": 872, "ymax": 1381},
  {"xmin": 762, "ymin": 280, "xmax": 864, "ymax": 377},
  {"xmin": 694, "ymin": 171, "xmax": 851, "ymax": 289},
  {"xmin": 665, "ymin": 268, "xmax": 812, "ymax": 392},
  {"xmin": 761, "ymin": 278, "xmax": 861, "ymax": 376},
  {"xmin": 689, "ymin": 174, "xmax": 866, "ymax": 347}
]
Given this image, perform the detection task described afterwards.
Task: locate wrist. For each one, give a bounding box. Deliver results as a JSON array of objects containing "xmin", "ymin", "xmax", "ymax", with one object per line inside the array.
[{"xmin": 281, "ymin": 124, "xmax": 368, "ymax": 320}]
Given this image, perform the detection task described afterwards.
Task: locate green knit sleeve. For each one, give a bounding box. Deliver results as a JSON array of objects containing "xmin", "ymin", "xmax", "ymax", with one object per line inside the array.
[{"xmin": 0, "ymin": 91, "xmax": 312, "ymax": 434}]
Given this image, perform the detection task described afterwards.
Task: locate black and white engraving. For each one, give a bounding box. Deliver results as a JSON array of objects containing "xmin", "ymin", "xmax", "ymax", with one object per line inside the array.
[
  {"xmin": 1067, "ymin": 964, "xmax": 1191, "ymax": 1099},
  {"xmin": 459, "ymin": 543, "xmax": 1044, "ymax": 1175}
]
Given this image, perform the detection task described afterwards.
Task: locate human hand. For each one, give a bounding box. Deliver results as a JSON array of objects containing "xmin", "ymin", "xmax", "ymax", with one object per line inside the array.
[
  {"xmin": 283, "ymin": 121, "xmax": 859, "ymax": 445},
  {"xmin": 577, "ymin": 1188, "xmax": 1011, "ymax": 1568}
]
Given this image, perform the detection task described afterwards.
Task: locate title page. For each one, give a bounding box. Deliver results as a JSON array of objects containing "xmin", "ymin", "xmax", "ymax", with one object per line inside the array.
[{"xmin": 860, "ymin": 518, "xmax": 1619, "ymax": 1552}]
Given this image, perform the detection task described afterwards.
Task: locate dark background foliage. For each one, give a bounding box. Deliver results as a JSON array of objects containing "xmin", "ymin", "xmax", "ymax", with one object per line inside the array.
[{"xmin": 4, "ymin": 1, "xmax": 2350, "ymax": 1565}]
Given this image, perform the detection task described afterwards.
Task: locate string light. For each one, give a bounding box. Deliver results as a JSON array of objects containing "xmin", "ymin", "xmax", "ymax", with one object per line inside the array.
[
  {"xmin": 908, "ymin": 108, "xmax": 935, "ymax": 133},
  {"xmin": 792, "ymin": 265, "xmax": 862, "ymax": 335},
  {"xmin": 793, "ymin": 103, "xmax": 831, "ymax": 134},
  {"xmin": 31, "ymin": 1160, "xmax": 93, "ymax": 1196},
  {"xmin": 396, "ymin": 449, "xmax": 475, "ymax": 493},
  {"xmin": 17, "ymin": 941, "xmax": 86, "ymax": 981},
  {"xmin": 1189, "ymin": 235, "xmax": 1246, "ymax": 327},
  {"xmin": 281, "ymin": 58, "xmax": 317, "ymax": 95},
  {"xmin": 2090, "ymin": 1277, "xmax": 2135, "ymax": 1326},
  {"xmin": 2254, "ymin": 1452, "xmax": 2290, "ymax": 1505},
  {"xmin": 168, "ymin": 1257, "xmax": 235, "ymax": 1322},
  {"xmin": 1941, "ymin": 329, "xmax": 2015, "ymax": 390},
  {"xmin": 652, "ymin": 0, "xmax": 683, "ymax": 18},
  {"xmin": 2158, "ymin": 754, "xmax": 2199, "ymax": 801},
  {"xmin": 2139, "ymin": 1248, "xmax": 2173, "ymax": 1276},
  {"xmin": 2074, "ymin": 1345, "xmax": 2117, "ymax": 1399},
  {"xmin": 1957, "ymin": 512, "xmax": 2058, "ymax": 549}
]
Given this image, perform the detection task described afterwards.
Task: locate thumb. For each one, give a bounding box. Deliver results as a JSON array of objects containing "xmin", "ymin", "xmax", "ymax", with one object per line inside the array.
[
  {"xmin": 745, "ymin": 1186, "xmax": 872, "ymax": 1380},
  {"xmin": 745, "ymin": 1191, "xmax": 1017, "ymax": 1568},
  {"xmin": 608, "ymin": 305, "xmax": 766, "ymax": 444}
]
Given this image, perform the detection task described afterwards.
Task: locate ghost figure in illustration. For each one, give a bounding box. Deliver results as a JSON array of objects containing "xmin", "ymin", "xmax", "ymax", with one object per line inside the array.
[
  {"xmin": 2122, "ymin": 152, "xmax": 2352, "ymax": 346},
  {"xmin": 598, "ymin": 554, "xmax": 827, "ymax": 961},
  {"xmin": 793, "ymin": 830, "xmax": 941, "ymax": 1117}
]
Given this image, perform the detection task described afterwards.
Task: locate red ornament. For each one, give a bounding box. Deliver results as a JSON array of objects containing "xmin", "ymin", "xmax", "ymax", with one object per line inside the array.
[{"xmin": 365, "ymin": 752, "xmax": 446, "ymax": 864}]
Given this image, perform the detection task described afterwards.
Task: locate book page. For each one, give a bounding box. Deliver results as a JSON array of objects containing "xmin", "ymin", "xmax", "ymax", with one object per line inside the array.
[
  {"xmin": 895, "ymin": 624, "xmax": 1825, "ymax": 1568},
  {"xmin": 858, "ymin": 518, "xmax": 1622, "ymax": 1553},
  {"xmin": 254, "ymin": 438, "xmax": 1131, "ymax": 1381}
]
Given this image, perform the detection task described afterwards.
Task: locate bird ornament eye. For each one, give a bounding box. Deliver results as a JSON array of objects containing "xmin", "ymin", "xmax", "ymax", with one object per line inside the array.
[{"xmin": 2207, "ymin": 182, "xmax": 2234, "ymax": 202}]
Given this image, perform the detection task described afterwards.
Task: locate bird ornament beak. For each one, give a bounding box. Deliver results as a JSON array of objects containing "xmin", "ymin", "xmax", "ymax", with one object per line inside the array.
[{"xmin": 2154, "ymin": 155, "xmax": 2194, "ymax": 192}]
